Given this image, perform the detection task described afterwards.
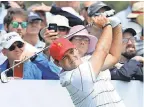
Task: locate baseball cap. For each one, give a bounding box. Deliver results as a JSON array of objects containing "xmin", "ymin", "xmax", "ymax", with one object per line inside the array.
[
  {"xmin": 123, "ymin": 21, "xmax": 142, "ymax": 37},
  {"xmin": 123, "ymin": 28, "xmax": 136, "ymax": 36},
  {"xmin": 88, "ymin": 1, "xmax": 111, "ymax": 17},
  {"xmin": 49, "ymin": 38, "xmax": 76, "ymax": 61},
  {"xmin": 0, "ymin": 32, "xmax": 24, "ymax": 49},
  {"xmin": 127, "ymin": 2, "xmax": 144, "ymax": 18},
  {"xmin": 67, "ymin": 25, "xmax": 98, "ymax": 54},
  {"xmin": 28, "ymin": 12, "xmax": 42, "ymax": 22}
]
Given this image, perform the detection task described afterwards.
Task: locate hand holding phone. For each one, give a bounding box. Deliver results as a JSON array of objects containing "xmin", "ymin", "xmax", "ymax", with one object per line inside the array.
[{"xmin": 48, "ymin": 23, "xmax": 57, "ymax": 32}]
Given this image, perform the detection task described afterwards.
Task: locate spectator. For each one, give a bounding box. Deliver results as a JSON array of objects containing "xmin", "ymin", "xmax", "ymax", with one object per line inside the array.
[
  {"xmin": 27, "ymin": 3, "xmax": 47, "ymax": 29},
  {"xmin": 127, "ymin": 2, "xmax": 144, "ymax": 25},
  {"xmin": 3, "ymin": 8, "xmax": 38, "ymax": 61},
  {"xmin": 110, "ymin": 27, "xmax": 143, "ymax": 81},
  {"xmin": 49, "ymin": 15, "xmax": 126, "ymax": 107},
  {"xmin": 124, "ymin": 21, "xmax": 142, "ymax": 56},
  {"xmin": 38, "ymin": 15, "xmax": 71, "ymax": 75},
  {"xmin": 0, "ymin": 32, "xmax": 42, "ymax": 79},
  {"xmin": 3, "ymin": 8, "xmax": 60, "ymax": 80},
  {"xmin": 24, "ymin": 12, "xmax": 45, "ymax": 51},
  {"xmin": 4, "ymin": 8, "xmax": 27, "ymax": 38},
  {"xmin": 126, "ymin": 2, "xmax": 144, "ymax": 56},
  {"xmin": 40, "ymin": 15, "xmax": 70, "ymax": 45},
  {"xmin": 67, "ymin": 25, "xmax": 98, "ymax": 57}
]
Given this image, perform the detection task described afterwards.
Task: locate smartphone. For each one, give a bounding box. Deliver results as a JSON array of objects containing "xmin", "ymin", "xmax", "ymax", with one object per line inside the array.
[
  {"xmin": 13, "ymin": 60, "xmax": 23, "ymax": 78},
  {"xmin": 48, "ymin": 23, "xmax": 57, "ymax": 32}
]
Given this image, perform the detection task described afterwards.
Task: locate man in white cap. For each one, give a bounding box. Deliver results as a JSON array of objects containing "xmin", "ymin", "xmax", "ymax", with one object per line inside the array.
[
  {"xmin": 2, "ymin": 8, "xmax": 39, "ymax": 62},
  {"xmin": 0, "ymin": 32, "xmax": 42, "ymax": 79},
  {"xmin": 40, "ymin": 15, "xmax": 70, "ymax": 45}
]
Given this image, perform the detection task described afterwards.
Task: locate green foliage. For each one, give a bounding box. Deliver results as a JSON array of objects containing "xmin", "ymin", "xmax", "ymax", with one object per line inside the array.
[{"xmin": 104, "ymin": 1, "xmax": 129, "ymax": 13}]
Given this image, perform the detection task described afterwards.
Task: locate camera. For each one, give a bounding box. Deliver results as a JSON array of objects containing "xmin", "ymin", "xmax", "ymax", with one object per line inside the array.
[{"xmin": 48, "ymin": 23, "xmax": 57, "ymax": 32}]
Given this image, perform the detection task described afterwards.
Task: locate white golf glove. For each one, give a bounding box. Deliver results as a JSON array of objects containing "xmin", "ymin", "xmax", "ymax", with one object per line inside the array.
[{"xmin": 108, "ymin": 16, "xmax": 121, "ymax": 28}]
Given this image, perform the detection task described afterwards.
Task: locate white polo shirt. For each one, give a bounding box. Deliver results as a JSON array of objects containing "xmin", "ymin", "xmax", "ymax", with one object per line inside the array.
[{"xmin": 60, "ymin": 60, "xmax": 126, "ymax": 107}]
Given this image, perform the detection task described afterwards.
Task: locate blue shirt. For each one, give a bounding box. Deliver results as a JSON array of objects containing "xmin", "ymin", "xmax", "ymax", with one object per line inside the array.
[
  {"xmin": 32, "ymin": 53, "xmax": 60, "ymax": 80},
  {"xmin": 0, "ymin": 60, "xmax": 42, "ymax": 79}
]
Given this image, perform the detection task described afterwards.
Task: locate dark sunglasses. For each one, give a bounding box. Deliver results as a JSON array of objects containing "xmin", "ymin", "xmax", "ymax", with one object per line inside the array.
[
  {"xmin": 8, "ymin": 41, "xmax": 24, "ymax": 51},
  {"xmin": 11, "ymin": 21, "xmax": 27, "ymax": 28},
  {"xmin": 58, "ymin": 26, "xmax": 69, "ymax": 32}
]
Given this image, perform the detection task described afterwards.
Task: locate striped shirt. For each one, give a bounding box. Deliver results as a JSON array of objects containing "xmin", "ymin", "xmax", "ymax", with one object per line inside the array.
[{"xmin": 60, "ymin": 61, "xmax": 126, "ymax": 107}]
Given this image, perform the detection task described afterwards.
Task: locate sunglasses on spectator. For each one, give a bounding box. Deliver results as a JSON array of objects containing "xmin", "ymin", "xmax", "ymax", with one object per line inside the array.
[
  {"xmin": 122, "ymin": 37, "xmax": 135, "ymax": 43},
  {"xmin": 72, "ymin": 36, "xmax": 90, "ymax": 44},
  {"xmin": 11, "ymin": 21, "xmax": 27, "ymax": 28},
  {"xmin": 58, "ymin": 26, "xmax": 69, "ymax": 32},
  {"xmin": 8, "ymin": 41, "xmax": 24, "ymax": 51}
]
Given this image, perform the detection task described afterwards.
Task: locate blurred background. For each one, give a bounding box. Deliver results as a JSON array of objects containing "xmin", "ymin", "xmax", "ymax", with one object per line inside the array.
[{"xmin": 24, "ymin": 1, "xmax": 129, "ymax": 13}]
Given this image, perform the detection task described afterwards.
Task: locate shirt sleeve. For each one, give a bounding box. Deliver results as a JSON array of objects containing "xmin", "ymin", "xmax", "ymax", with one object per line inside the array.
[{"xmin": 50, "ymin": 6, "xmax": 84, "ymax": 27}]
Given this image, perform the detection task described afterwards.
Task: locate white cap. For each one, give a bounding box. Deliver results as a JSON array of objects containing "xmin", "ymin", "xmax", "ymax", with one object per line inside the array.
[
  {"xmin": 0, "ymin": 32, "xmax": 24, "ymax": 49},
  {"xmin": 48, "ymin": 15, "xmax": 70, "ymax": 28}
]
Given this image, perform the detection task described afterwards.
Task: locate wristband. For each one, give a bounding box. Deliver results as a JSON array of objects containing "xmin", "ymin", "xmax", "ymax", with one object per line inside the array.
[{"xmin": 102, "ymin": 23, "xmax": 112, "ymax": 29}]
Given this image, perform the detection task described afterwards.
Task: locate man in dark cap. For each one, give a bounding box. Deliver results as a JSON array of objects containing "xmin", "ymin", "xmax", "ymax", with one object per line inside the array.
[
  {"xmin": 110, "ymin": 27, "xmax": 143, "ymax": 81},
  {"xmin": 87, "ymin": 1, "xmax": 112, "ymax": 17},
  {"xmin": 24, "ymin": 12, "xmax": 45, "ymax": 51}
]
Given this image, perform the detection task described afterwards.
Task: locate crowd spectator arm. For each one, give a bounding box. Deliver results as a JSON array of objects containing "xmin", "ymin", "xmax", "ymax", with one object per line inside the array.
[
  {"xmin": 32, "ymin": 3, "xmax": 84, "ymax": 27},
  {"xmin": 50, "ymin": 6, "xmax": 84, "ymax": 26},
  {"xmin": 110, "ymin": 59, "xmax": 143, "ymax": 81}
]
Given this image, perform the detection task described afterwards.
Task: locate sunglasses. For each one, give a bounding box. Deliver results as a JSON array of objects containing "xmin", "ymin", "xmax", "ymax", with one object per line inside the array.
[
  {"xmin": 11, "ymin": 21, "xmax": 27, "ymax": 28},
  {"xmin": 8, "ymin": 41, "xmax": 24, "ymax": 51},
  {"xmin": 58, "ymin": 26, "xmax": 69, "ymax": 32}
]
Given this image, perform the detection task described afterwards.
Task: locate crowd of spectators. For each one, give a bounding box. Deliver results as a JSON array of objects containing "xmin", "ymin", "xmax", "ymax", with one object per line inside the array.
[{"xmin": 0, "ymin": 1, "xmax": 143, "ymax": 81}]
